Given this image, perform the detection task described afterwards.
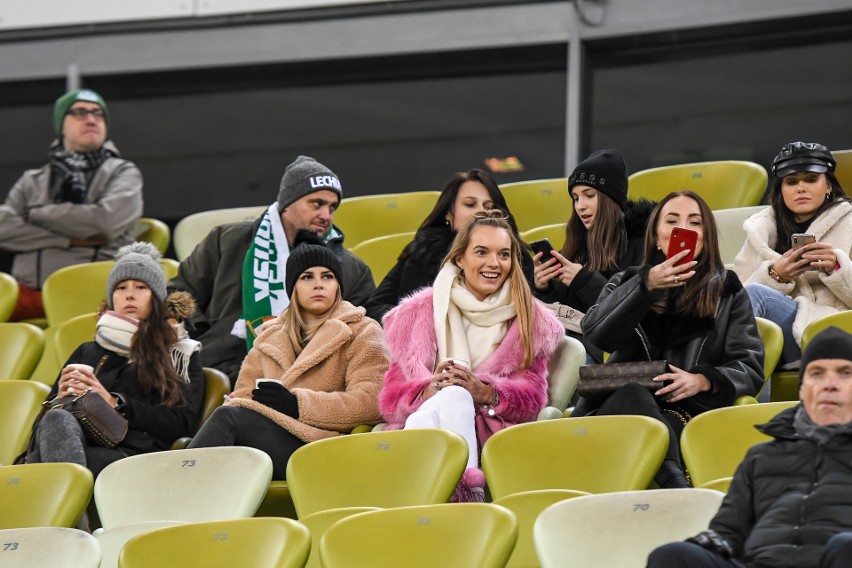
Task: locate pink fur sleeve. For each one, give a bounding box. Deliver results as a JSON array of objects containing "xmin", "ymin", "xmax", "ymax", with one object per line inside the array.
[
  {"xmin": 378, "ymin": 363, "xmax": 432, "ymax": 427},
  {"xmin": 477, "ymin": 354, "xmax": 549, "ymax": 424}
]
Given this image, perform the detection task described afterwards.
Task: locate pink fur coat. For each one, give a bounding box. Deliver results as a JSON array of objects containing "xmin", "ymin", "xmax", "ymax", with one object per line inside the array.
[{"xmin": 379, "ymin": 288, "xmax": 562, "ymax": 447}]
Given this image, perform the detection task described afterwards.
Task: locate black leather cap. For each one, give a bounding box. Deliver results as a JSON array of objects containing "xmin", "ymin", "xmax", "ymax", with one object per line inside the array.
[{"xmin": 772, "ymin": 141, "xmax": 836, "ymax": 178}]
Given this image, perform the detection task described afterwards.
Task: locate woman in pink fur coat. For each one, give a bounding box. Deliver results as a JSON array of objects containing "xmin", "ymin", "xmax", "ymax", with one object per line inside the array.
[{"xmin": 379, "ymin": 210, "xmax": 563, "ymax": 501}]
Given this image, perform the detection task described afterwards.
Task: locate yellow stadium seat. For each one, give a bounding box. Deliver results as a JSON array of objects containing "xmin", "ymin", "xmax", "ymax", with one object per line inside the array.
[
  {"xmin": 832, "ymin": 149, "xmax": 852, "ymax": 194},
  {"xmin": 0, "ymin": 527, "xmax": 100, "ymax": 568},
  {"xmin": 286, "ymin": 429, "xmax": 468, "ymax": 518},
  {"xmin": 481, "ymin": 415, "xmax": 668, "ymax": 500},
  {"xmin": 135, "ymin": 218, "xmax": 171, "ymax": 255},
  {"xmin": 42, "ymin": 260, "xmax": 178, "ymax": 328},
  {"xmin": 118, "ymin": 517, "xmax": 310, "ymax": 568},
  {"xmin": 500, "ymin": 179, "xmax": 571, "ymax": 232},
  {"xmin": 521, "ymin": 223, "xmax": 567, "ymax": 252},
  {"xmin": 0, "ymin": 272, "xmax": 18, "ymax": 322},
  {"xmin": 713, "ymin": 205, "xmax": 769, "ymax": 268},
  {"xmin": 0, "ymin": 463, "xmax": 93, "ymax": 529},
  {"xmin": 171, "ymin": 367, "xmax": 232, "ymax": 449},
  {"xmin": 801, "ymin": 311, "xmax": 852, "ymax": 349},
  {"xmin": 320, "ymin": 504, "xmax": 517, "ymax": 568},
  {"xmin": 28, "ymin": 326, "xmax": 62, "ymax": 386},
  {"xmin": 94, "ymin": 521, "xmax": 186, "ymax": 568},
  {"xmin": 494, "ymin": 489, "xmax": 588, "ymax": 568},
  {"xmin": 333, "ymin": 192, "xmax": 440, "ymax": 249},
  {"xmin": 680, "ymin": 401, "xmax": 797, "ymax": 488},
  {"xmin": 53, "ymin": 313, "xmax": 98, "ymax": 367},
  {"xmin": 94, "ymin": 447, "xmax": 272, "ymax": 530},
  {"xmin": 628, "ymin": 160, "xmax": 768, "ymax": 209},
  {"xmin": 0, "ymin": 322, "xmax": 45, "ymax": 381},
  {"xmin": 534, "ymin": 489, "xmax": 724, "ymax": 568},
  {"xmin": 299, "ymin": 507, "xmax": 380, "ymax": 568},
  {"xmin": 173, "ymin": 206, "xmax": 267, "ymax": 261},
  {"xmin": 538, "ymin": 336, "xmax": 586, "ymax": 420},
  {"xmin": 0, "ymin": 380, "xmax": 50, "ymax": 465},
  {"xmin": 349, "ymin": 232, "xmax": 416, "ymax": 285}
]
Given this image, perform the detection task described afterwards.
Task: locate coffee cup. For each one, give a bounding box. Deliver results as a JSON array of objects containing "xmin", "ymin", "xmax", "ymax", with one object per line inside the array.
[
  {"xmin": 439, "ymin": 358, "xmax": 470, "ymax": 371},
  {"xmin": 66, "ymin": 363, "xmax": 94, "ymax": 375},
  {"xmin": 255, "ymin": 378, "xmax": 282, "ymax": 388}
]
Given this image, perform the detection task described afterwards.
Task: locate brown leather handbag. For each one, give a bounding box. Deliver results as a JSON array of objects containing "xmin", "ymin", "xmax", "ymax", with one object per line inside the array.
[
  {"xmin": 46, "ymin": 388, "xmax": 128, "ymax": 448},
  {"xmin": 577, "ymin": 360, "xmax": 671, "ymax": 399}
]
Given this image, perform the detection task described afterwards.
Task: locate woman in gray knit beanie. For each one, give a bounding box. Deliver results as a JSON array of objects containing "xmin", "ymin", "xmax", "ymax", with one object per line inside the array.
[{"xmin": 27, "ymin": 242, "xmax": 207, "ymax": 488}]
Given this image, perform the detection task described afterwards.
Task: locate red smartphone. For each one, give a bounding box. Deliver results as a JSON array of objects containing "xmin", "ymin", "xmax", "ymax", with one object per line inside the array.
[{"xmin": 666, "ymin": 227, "xmax": 698, "ymax": 266}]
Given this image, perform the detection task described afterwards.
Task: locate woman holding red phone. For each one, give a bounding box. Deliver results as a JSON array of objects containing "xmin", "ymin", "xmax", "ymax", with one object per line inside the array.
[
  {"xmin": 532, "ymin": 149, "xmax": 654, "ymax": 362},
  {"xmin": 578, "ymin": 191, "xmax": 764, "ymax": 488},
  {"xmin": 735, "ymin": 141, "xmax": 852, "ymax": 384}
]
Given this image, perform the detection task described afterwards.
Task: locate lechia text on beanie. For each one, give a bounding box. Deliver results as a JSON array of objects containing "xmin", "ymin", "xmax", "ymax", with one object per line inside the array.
[{"xmin": 309, "ymin": 175, "xmax": 341, "ymax": 191}]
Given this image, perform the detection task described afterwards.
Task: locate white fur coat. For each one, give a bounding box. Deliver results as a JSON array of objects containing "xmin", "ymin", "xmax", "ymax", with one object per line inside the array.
[{"xmin": 734, "ymin": 202, "xmax": 852, "ymax": 344}]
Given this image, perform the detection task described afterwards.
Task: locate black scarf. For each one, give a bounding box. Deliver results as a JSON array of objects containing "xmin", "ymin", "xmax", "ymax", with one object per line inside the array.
[{"xmin": 50, "ymin": 146, "xmax": 114, "ymax": 204}]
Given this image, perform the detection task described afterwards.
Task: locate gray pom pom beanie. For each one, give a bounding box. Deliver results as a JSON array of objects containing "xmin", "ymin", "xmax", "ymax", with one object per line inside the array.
[{"xmin": 106, "ymin": 242, "xmax": 167, "ymax": 306}]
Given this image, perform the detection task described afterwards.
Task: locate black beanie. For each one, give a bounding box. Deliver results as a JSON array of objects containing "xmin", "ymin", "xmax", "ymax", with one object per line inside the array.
[
  {"xmin": 569, "ymin": 149, "xmax": 629, "ymax": 211},
  {"xmin": 799, "ymin": 326, "xmax": 852, "ymax": 380},
  {"xmin": 285, "ymin": 229, "xmax": 344, "ymax": 299}
]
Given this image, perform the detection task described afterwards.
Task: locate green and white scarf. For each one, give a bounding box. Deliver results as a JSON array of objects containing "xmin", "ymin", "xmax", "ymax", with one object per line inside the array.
[{"xmin": 237, "ymin": 203, "xmax": 291, "ymax": 349}]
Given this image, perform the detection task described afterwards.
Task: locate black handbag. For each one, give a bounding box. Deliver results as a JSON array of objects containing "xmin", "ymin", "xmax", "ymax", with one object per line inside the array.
[{"xmin": 577, "ymin": 360, "xmax": 671, "ymax": 399}]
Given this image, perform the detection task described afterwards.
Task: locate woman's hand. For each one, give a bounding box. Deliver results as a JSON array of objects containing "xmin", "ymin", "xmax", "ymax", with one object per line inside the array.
[
  {"xmin": 550, "ymin": 250, "xmax": 584, "ymax": 287},
  {"xmin": 646, "ymin": 251, "xmax": 697, "ymax": 290},
  {"xmin": 653, "ymin": 364, "xmax": 711, "ymax": 403},
  {"xmin": 799, "ymin": 242, "xmax": 838, "ymax": 274},
  {"xmin": 533, "ymin": 252, "xmax": 561, "ymax": 289},
  {"xmin": 59, "ymin": 365, "xmax": 118, "ymax": 408},
  {"xmin": 432, "ymin": 361, "xmax": 493, "ymax": 404},
  {"xmin": 771, "ymin": 247, "xmax": 812, "ymax": 281}
]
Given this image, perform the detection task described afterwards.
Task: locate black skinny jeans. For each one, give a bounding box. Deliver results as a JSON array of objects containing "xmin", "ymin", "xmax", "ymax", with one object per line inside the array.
[{"xmin": 188, "ymin": 405, "xmax": 305, "ymax": 479}]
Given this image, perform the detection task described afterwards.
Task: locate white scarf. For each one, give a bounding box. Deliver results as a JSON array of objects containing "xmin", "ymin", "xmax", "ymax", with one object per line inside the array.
[
  {"xmin": 432, "ymin": 263, "xmax": 517, "ymax": 369},
  {"xmin": 94, "ymin": 311, "xmax": 201, "ymax": 383}
]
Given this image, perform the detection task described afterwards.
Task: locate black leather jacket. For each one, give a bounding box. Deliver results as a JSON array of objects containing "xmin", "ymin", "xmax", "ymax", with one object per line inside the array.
[{"xmin": 580, "ymin": 265, "xmax": 764, "ymax": 416}]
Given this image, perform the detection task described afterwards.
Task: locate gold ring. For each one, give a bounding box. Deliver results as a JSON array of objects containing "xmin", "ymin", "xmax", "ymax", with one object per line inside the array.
[{"xmin": 674, "ymin": 274, "xmax": 680, "ymax": 284}]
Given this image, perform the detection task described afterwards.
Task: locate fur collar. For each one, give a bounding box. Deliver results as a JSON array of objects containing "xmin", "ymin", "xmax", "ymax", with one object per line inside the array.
[
  {"xmin": 623, "ymin": 198, "xmax": 656, "ymax": 239},
  {"xmin": 384, "ymin": 287, "xmax": 562, "ymax": 379},
  {"xmin": 744, "ymin": 200, "xmax": 852, "ymax": 250},
  {"xmin": 400, "ymin": 225, "xmax": 455, "ymax": 263}
]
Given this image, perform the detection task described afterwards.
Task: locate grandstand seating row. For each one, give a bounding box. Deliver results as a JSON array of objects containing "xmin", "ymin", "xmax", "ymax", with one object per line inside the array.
[{"xmin": 0, "ymin": 399, "xmax": 798, "ymax": 567}]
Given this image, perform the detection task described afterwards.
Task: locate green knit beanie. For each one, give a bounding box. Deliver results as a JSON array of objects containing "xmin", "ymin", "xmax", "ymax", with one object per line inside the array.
[{"xmin": 53, "ymin": 89, "xmax": 110, "ymax": 136}]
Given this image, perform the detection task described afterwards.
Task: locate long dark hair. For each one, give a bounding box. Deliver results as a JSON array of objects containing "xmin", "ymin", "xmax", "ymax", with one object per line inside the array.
[
  {"xmin": 401, "ymin": 169, "xmax": 524, "ymax": 258},
  {"xmin": 770, "ymin": 171, "xmax": 850, "ymax": 254},
  {"xmin": 130, "ymin": 299, "xmax": 186, "ymax": 407},
  {"xmin": 643, "ymin": 191, "xmax": 725, "ymax": 318},
  {"xmin": 560, "ymin": 191, "xmax": 626, "ymax": 272}
]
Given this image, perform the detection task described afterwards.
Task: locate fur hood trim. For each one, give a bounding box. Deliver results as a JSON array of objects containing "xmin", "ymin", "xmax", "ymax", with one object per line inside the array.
[
  {"xmin": 400, "ymin": 225, "xmax": 455, "ymax": 263},
  {"xmin": 624, "ymin": 198, "xmax": 657, "ymax": 239}
]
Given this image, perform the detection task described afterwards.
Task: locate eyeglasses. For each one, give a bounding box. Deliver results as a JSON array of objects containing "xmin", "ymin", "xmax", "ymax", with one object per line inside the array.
[{"xmin": 66, "ymin": 108, "xmax": 105, "ymax": 120}]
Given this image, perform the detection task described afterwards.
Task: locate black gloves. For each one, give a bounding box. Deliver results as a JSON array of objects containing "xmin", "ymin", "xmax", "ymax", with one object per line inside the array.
[
  {"xmin": 252, "ymin": 381, "xmax": 299, "ymax": 419},
  {"xmin": 687, "ymin": 530, "xmax": 733, "ymax": 559}
]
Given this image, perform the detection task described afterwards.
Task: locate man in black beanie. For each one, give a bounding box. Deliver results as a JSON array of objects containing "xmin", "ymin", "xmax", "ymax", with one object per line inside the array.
[
  {"xmin": 649, "ymin": 326, "xmax": 852, "ymax": 568},
  {"xmin": 169, "ymin": 155, "xmax": 374, "ymax": 386}
]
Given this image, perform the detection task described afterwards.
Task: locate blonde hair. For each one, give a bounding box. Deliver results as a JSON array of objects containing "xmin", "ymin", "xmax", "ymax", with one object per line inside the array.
[
  {"xmin": 441, "ymin": 210, "xmax": 535, "ymax": 368},
  {"xmin": 285, "ymin": 276, "xmax": 342, "ymax": 355}
]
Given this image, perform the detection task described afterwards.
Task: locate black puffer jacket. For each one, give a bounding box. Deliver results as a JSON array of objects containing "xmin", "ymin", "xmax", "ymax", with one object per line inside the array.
[
  {"xmin": 578, "ymin": 265, "xmax": 763, "ymax": 416},
  {"xmin": 710, "ymin": 405, "xmax": 852, "ymax": 568},
  {"xmin": 365, "ymin": 225, "xmax": 535, "ymax": 324}
]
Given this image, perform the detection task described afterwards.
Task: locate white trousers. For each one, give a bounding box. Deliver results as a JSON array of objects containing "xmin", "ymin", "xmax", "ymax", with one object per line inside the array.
[{"xmin": 405, "ymin": 386, "xmax": 478, "ymax": 469}]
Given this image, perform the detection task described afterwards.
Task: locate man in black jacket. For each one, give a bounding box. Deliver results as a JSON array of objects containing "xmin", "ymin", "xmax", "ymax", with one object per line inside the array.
[
  {"xmin": 648, "ymin": 326, "xmax": 852, "ymax": 568},
  {"xmin": 168, "ymin": 156, "xmax": 374, "ymax": 386}
]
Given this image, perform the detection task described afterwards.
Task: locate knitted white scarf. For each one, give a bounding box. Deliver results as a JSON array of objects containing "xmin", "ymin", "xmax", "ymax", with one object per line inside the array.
[
  {"xmin": 432, "ymin": 263, "xmax": 516, "ymax": 369},
  {"xmin": 95, "ymin": 311, "xmax": 200, "ymax": 383}
]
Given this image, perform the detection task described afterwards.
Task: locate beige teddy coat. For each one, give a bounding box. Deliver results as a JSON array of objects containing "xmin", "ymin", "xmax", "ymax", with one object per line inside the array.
[{"xmin": 227, "ymin": 301, "xmax": 387, "ymax": 442}]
